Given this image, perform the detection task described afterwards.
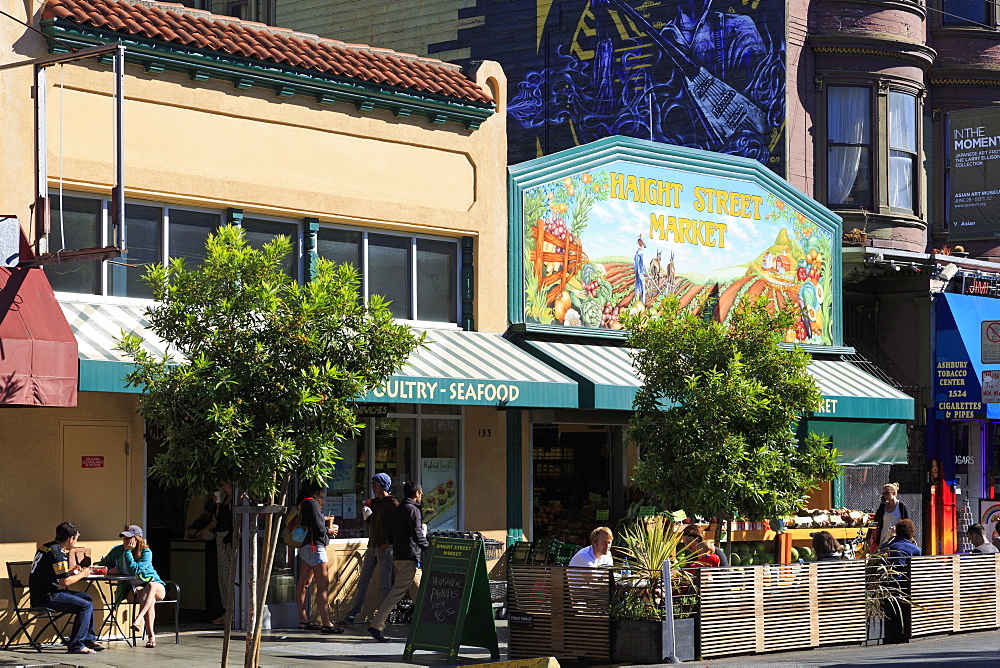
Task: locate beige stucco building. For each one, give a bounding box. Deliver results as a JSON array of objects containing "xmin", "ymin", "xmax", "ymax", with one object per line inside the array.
[{"xmin": 0, "ymin": 0, "xmax": 538, "ymax": 636}]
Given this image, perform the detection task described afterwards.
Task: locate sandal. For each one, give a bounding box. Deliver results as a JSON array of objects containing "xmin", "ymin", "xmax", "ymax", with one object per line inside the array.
[
  {"xmin": 68, "ymin": 647, "xmax": 96, "ymax": 654},
  {"xmin": 320, "ymin": 624, "xmax": 343, "ymax": 634},
  {"xmin": 145, "ymin": 639, "xmax": 156, "ymax": 648},
  {"xmin": 298, "ymin": 621, "xmax": 321, "ymax": 630}
]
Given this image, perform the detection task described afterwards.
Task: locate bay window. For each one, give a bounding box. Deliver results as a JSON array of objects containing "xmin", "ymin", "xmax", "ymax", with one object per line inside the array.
[
  {"xmin": 827, "ymin": 86, "xmax": 872, "ymax": 208},
  {"xmin": 822, "ymin": 81, "xmax": 921, "ymax": 217}
]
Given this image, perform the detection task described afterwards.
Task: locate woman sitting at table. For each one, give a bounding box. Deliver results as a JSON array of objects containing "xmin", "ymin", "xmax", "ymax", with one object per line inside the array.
[
  {"xmin": 680, "ymin": 526, "xmax": 721, "ymax": 569},
  {"xmin": 97, "ymin": 525, "xmax": 165, "ymax": 648}
]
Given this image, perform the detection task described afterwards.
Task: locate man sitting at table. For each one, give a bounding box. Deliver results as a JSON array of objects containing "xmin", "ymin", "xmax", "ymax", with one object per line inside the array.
[
  {"xmin": 569, "ymin": 527, "xmax": 614, "ymax": 567},
  {"xmin": 28, "ymin": 521, "xmax": 104, "ymax": 654}
]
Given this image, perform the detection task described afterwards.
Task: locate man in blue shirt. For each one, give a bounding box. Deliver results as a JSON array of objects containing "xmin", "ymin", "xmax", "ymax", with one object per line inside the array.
[
  {"xmin": 881, "ymin": 518, "xmax": 920, "ymax": 643},
  {"xmin": 29, "ymin": 521, "xmax": 104, "ymax": 654}
]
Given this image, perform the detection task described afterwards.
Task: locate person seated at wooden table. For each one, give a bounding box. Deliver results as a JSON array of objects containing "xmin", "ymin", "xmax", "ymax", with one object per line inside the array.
[
  {"xmin": 28, "ymin": 521, "xmax": 105, "ymax": 654},
  {"xmin": 680, "ymin": 525, "xmax": 721, "ymax": 569},
  {"xmin": 96, "ymin": 525, "xmax": 166, "ymax": 648},
  {"xmin": 569, "ymin": 527, "xmax": 615, "ymax": 568}
]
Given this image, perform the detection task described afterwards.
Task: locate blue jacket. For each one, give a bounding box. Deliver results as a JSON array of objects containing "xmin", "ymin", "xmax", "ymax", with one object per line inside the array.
[
  {"xmin": 883, "ymin": 536, "xmax": 921, "ymax": 568},
  {"xmin": 99, "ymin": 545, "xmax": 164, "ymax": 603}
]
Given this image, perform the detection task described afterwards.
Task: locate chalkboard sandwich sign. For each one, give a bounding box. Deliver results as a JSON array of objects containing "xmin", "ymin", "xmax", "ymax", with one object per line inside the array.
[{"xmin": 404, "ymin": 537, "xmax": 499, "ymax": 663}]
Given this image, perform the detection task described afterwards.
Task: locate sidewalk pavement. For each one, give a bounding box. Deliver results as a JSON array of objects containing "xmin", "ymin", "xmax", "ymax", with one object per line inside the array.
[
  {"xmin": 2, "ymin": 623, "xmax": 998, "ymax": 667},
  {"xmin": 0, "ymin": 620, "xmax": 509, "ymax": 667},
  {"xmin": 689, "ymin": 627, "xmax": 1000, "ymax": 667}
]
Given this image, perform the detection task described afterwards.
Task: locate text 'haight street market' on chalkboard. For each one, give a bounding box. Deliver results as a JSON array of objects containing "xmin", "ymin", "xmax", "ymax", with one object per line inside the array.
[{"xmin": 421, "ymin": 571, "xmax": 466, "ymax": 625}]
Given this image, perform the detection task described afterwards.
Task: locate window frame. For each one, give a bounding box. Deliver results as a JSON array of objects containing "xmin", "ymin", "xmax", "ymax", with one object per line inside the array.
[
  {"xmin": 47, "ymin": 194, "xmax": 463, "ymax": 327},
  {"xmin": 940, "ymin": 0, "xmax": 998, "ymax": 28},
  {"xmin": 817, "ymin": 77, "xmax": 924, "ymax": 219},
  {"xmin": 317, "ymin": 222, "xmax": 462, "ymax": 327}
]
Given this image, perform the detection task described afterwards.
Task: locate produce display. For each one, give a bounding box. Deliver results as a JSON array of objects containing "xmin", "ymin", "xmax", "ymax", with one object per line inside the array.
[
  {"xmin": 785, "ymin": 508, "xmax": 871, "ymax": 529},
  {"xmin": 728, "ymin": 541, "xmax": 776, "ymax": 566},
  {"xmin": 533, "ymin": 490, "xmax": 609, "ymax": 546}
]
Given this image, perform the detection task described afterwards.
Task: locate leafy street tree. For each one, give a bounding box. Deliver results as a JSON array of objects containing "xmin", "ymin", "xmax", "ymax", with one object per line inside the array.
[
  {"xmin": 117, "ymin": 225, "xmax": 420, "ymax": 667},
  {"xmin": 623, "ymin": 296, "xmax": 841, "ymax": 523}
]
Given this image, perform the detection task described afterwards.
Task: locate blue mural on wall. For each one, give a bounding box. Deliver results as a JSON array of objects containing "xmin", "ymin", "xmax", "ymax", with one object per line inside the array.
[{"xmin": 431, "ymin": 0, "xmax": 786, "ymax": 174}]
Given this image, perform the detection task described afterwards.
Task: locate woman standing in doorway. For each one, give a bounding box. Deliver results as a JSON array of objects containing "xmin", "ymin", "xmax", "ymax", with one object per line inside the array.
[
  {"xmin": 871, "ymin": 482, "xmax": 909, "ymax": 549},
  {"xmin": 294, "ymin": 483, "xmax": 339, "ymax": 632}
]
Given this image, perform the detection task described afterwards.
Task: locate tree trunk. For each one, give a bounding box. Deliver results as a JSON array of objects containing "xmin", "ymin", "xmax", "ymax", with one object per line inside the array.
[
  {"xmin": 243, "ymin": 510, "xmax": 258, "ymax": 668},
  {"xmin": 252, "ymin": 493, "xmax": 285, "ymax": 667},
  {"xmin": 221, "ymin": 516, "xmax": 241, "ymax": 667}
]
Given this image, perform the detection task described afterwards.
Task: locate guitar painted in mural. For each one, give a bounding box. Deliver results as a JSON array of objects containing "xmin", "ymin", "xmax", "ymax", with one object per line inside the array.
[
  {"xmin": 491, "ymin": 0, "xmax": 785, "ymax": 168},
  {"xmin": 521, "ymin": 161, "xmax": 834, "ymax": 345},
  {"xmin": 597, "ymin": 0, "xmax": 766, "ymax": 142}
]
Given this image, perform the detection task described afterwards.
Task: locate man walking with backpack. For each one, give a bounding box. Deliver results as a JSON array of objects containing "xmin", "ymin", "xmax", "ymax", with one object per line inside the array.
[
  {"xmin": 367, "ymin": 482, "xmax": 428, "ymax": 642},
  {"xmin": 334, "ymin": 473, "xmax": 398, "ymax": 631}
]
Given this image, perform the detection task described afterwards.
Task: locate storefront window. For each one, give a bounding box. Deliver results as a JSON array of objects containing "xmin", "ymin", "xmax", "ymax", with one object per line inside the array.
[
  {"xmin": 320, "ymin": 407, "xmax": 461, "ymax": 538},
  {"xmin": 420, "ymin": 418, "xmax": 459, "ymax": 530}
]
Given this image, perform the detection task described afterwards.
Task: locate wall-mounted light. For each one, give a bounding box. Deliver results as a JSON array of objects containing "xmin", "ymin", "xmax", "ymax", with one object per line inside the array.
[{"xmin": 937, "ymin": 263, "xmax": 958, "ymax": 282}]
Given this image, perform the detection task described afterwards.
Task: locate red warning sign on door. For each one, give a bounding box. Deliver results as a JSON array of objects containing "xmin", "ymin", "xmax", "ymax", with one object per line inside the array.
[{"xmin": 81, "ymin": 456, "xmax": 105, "ymax": 468}]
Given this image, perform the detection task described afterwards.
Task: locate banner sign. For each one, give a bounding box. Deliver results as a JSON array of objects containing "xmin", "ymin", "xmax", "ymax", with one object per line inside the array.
[
  {"xmin": 515, "ymin": 144, "xmax": 838, "ymax": 344},
  {"xmin": 947, "ymin": 107, "xmax": 1000, "ymax": 241}
]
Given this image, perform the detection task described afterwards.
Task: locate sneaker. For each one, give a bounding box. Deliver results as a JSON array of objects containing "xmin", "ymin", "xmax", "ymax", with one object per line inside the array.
[
  {"xmin": 84, "ymin": 641, "xmax": 105, "ymax": 651},
  {"xmin": 367, "ymin": 626, "xmax": 389, "ymax": 642}
]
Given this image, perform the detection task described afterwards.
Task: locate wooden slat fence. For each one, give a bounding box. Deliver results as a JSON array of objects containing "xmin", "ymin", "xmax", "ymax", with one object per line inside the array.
[
  {"xmin": 696, "ymin": 560, "xmax": 867, "ymax": 659},
  {"xmin": 507, "ymin": 565, "xmax": 611, "ymax": 661},
  {"xmin": 910, "ymin": 554, "xmax": 1000, "ymax": 637}
]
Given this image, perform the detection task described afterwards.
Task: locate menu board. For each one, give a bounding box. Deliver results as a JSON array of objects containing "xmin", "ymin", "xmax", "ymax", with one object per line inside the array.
[
  {"xmin": 419, "ymin": 571, "xmax": 466, "ymax": 625},
  {"xmin": 405, "ymin": 537, "xmax": 498, "ymax": 663}
]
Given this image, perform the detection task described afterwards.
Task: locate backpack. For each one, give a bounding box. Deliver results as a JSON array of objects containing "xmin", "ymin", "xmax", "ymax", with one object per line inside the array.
[{"xmin": 283, "ymin": 501, "xmax": 310, "ymax": 548}]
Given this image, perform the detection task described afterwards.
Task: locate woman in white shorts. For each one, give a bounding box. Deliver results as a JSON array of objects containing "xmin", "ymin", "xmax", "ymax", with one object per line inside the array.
[{"xmin": 294, "ymin": 482, "xmax": 339, "ymax": 632}]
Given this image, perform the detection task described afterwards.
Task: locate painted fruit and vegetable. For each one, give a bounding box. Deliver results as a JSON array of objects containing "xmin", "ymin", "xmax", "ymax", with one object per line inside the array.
[{"xmin": 522, "ymin": 170, "xmax": 834, "ymax": 345}]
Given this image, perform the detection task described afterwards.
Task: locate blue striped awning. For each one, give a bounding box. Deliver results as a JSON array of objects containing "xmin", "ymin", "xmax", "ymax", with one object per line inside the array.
[
  {"xmin": 362, "ymin": 329, "xmax": 577, "ymax": 407},
  {"xmin": 807, "ymin": 359, "xmax": 914, "ymax": 421}
]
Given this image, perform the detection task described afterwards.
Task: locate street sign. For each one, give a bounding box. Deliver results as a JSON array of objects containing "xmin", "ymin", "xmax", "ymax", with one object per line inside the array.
[
  {"xmin": 983, "ymin": 370, "xmax": 1000, "ymax": 402},
  {"xmin": 983, "ymin": 320, "xmax": 1000, "ymax": 363},
  {"xmin": 404, "ymin": 537, "xmax": 499, "ymax": 663}
]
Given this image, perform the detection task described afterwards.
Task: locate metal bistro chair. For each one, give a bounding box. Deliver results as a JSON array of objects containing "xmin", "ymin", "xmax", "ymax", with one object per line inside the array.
[
  {"xmin": 127, "ymin": 580, "xmax": 181, "ymax": 645},
  {"xmin": 3, "ymin": 561, "xmax": 69, "ymax": 651}
]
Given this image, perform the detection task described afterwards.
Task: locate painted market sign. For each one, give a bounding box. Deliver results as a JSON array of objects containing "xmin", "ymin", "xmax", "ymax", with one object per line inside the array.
[{"xmin": 510, "ymin": 137, "xmax": 843, "ymax": 346}]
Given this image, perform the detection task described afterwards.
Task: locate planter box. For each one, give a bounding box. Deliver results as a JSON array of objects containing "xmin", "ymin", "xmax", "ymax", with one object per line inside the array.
[{"xmin": 612, "ymin": 617, "xmax": 695, "ymax": 663}]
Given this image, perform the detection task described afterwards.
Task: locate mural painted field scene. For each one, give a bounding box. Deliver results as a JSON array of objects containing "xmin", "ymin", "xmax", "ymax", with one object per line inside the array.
[{"xmin": 522, "ymin": 160, "xmax": 834, "ymax": 344}]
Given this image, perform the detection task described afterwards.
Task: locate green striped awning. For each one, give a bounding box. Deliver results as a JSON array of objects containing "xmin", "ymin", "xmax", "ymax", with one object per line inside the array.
[
  {"xmin": 362, "ymin": 330, "xmax": 577, "ymax": 407},
  {"xmin": 807, "ymin": 359, "xmax": 914, "ymax": 421},
  {"xmin": 805, "ymin": 418, "xmax": 908, "ymax": 466},
  {"xmin": 518, "ymin": 341, "xmax": 917, "ymax": 418},
  {"xmin": 520, "ymin": 341, "xmax": 642, "ymax": 410},
  {"xmin": 60, "ymin": 300, "xmax": 173, "ymax": 394},
  {"xmin": 59, "ymin": 303, "xmax": 578, "ymax": 407}
]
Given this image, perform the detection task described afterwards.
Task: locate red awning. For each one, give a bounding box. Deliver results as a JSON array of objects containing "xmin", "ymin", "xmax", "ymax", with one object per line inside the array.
[{"xmin": 0, "ymin": 266, "xmax": 78, "ymax": 406}]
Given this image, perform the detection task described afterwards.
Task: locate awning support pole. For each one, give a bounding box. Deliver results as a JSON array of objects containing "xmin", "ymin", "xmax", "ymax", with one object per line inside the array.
[
  {"xmin": 506, "ymin": 410, "xmax": 525, "ymax": 545},
  {"xmin": 112, "ymin": 44, "xmax": 126, "ymax": 252}
]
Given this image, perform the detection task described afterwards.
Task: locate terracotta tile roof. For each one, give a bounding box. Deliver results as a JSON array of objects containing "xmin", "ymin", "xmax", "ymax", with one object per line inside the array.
[{"xmin": 41, "ymin": 0, "xmax": 494, "ymax": 105}]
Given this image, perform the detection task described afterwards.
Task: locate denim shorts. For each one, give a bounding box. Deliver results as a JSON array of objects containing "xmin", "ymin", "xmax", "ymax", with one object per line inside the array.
[{"xmin": 298, "ymin": 544, "xmax": 328, "ymax": 567}]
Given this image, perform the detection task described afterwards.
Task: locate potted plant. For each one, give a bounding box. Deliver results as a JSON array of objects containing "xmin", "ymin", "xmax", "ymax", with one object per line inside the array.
[{"xmin": 611, "ymin": 516, "xmax": 698, "ymax": 663}]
